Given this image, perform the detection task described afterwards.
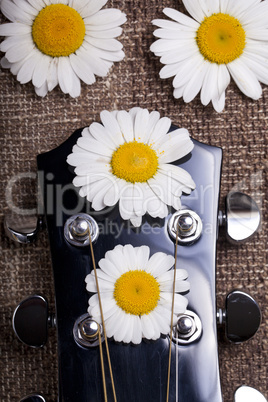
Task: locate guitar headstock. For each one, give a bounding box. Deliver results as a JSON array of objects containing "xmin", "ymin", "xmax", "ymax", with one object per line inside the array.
[
  {"xmin": 10, "ymin": 110, "xmax": 261, "ymax": 401},
  {"xmin": 36, "ymin": 110, "xmax": 223, "ymax": 401}
]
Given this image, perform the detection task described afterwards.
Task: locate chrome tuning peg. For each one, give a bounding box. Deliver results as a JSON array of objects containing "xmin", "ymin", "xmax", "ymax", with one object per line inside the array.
[
  {"xmin": 13, "ymin": 295, "xmax": 55, "ymax": 348},
  {"xmin": 217, "ymin": 290, "xmax": 261, "ymax": 343},
  {"xmin": 4, "ymin": 214, "xmax": 43, "ymax": 244},
  {"xmin": 20, "ymin": 394, "xmax": 46, "ymax": 402},
  {"xmin": 218, "ymin": 192, "xmax": 260, "ymax": 244},
  {"xmin": 234, "ymin": 385, "xmax": 267, "ymax": 402}
]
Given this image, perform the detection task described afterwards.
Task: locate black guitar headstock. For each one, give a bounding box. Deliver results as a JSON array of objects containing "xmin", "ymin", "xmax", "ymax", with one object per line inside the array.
[{"xmin": 8, "ymin": 109, "xmax": 262, "ymax": 402}]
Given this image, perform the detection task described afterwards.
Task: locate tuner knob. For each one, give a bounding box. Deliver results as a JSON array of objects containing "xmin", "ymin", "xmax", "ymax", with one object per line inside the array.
[
  {"xmin": 218, "ymin": 192, "xmax": 260, "ymax": 244},
  {"xmin": 217, "ymin": 290, "xmax": 261, "ymax": 343},
  {"xmin": 64, "ymin": 213, "xmax": 99, "ymax": 247},
  {"xmin": 13, "ymin": 295, "xmax": 55, "ymax": 348},
  {"xmin": 20, "ymin": 394, "xmax": 46, "ymax": 402},
  {"xmin": 234, "ymin": 385, "xmax": 267, "ymax": 402},
  {"xmin": 4, "ymin": 214, "xmax": 43, "ymax": 244}
]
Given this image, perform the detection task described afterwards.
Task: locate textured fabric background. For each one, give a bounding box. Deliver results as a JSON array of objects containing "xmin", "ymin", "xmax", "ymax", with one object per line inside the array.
[{"xmin": 0, "ymin": 0, "xmax": 267, "ymax": 401}]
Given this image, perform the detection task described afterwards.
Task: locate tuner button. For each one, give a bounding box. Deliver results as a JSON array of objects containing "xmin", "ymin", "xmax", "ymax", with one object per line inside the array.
[
  {"xmin": 177, "ymin": 314, "xmax": 195, "ymax": 335},
  {"xmin": 177, "ymin": 213, "xmax": 197, "ymax": 237},
  {"xmin": 224, "ymin": 290, "xmax": 261, "ymax": 343},
  {"xmin": 168, "ymin": 209, "xmax": 202, "ymax": 245},
  {"xmin": 73, "ymin": 313, "xmax": 103, "ymax": 348},
  {"xmin": 173, "ymin": 310, "xmax": 202, "ymax": 345},
  {"xmin": 4, "ymin": 215, "xmax": 42, "ymax": 244},
  {"xmin": 222, "ymin": 192, "xmax": 260, "ymax": 244},
  {"xmin": 64, "ymin": 213, "xmax": 99, "ymax": 247},
  {"xmin": 234, "ymin": 386, "xmax": 267, "ymax": 402},
  {"xmin": 80, "ymin": 318, "xmax": 99, "ymax": 341},
  {"xmin": 13, "ymin": 295, "xmax": 54, "ymax": 348}
]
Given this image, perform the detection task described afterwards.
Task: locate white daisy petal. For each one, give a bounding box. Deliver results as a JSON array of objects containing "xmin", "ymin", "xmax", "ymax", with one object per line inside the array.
[
  {"xmin": 136, "ymin": 245, "xmax": 150, "ymax": 269},
  {"xmin": 119, "ymin": 184, "xmax": 135, "ymax": 220},
  {"xmin": 145, "ymin": 190, "xmax": 169, "ymax": 219},
  {"xmin": 68, "ymin": 108, "xmax": 195, "ymax": 225},
  {"xmin": 69, "ymin": 53, "xmax": 95, "ymax": 85},
  {"xmin": 91, "ymin": 179, "xmax": 116, "ymax": 211},
  {"xmin": 0, "ymin": 22, "xmax": 31, "ymax": 35},
  {"xmin": 149, "ymin": 117, "xmax": 171, "ymax": 143},
  {"xmin": 100, "ymin": 110, "xmax": 125, "ymax": 145},
  {"xmin": 155, "ymin": 130, "xmax": 194, "ymax": 163},
  {"xmin": 212, "ymin": 91, "xmax": 226, "ymax": 113},
  {"xmin": 146, "ymin": 252, "xmax": 174, "ymax": 277},
  {"xmin": 216, "ymin": 64, "xmax": 231, "ymax": 97},
  {"xmin": 182, "ymin": 60, "xmax": 207, "ymax": 103},
  {"xmin": 182, "ymin": 0, "xmax": 206, "ymax": 22},
  {"xmin": 226, "ymin": 0, "xmax": 261, "ymax": 20},
  {"xmin": 5, "ymin": 40, "xmax": 35, "ymax": 63},
  {"xmin": 77, "ymin": 136, "xmax": 113, "ymax": 157},
  {"xmin": 116, "ymin": 110, "xmax": 134, "ymax": 142},
  {"xmin": 228, "ymin": 57, "xmax": 262, "ymax": 99},
  {"xmin": 84, "ymin": 9, "xmax": 125, "ymax": 26},
  {"xmin": 1, "ymin": 0, "xmax": 33, "ymax": 23},
  {"xmin": 0, "ymin": 0, "xmax": 126, "ymax": 96},
  {"xmin": 134, "ymin": 108, "xmax": 150, "ymax": 142},
  {"xmin": 78, "ymin": 0, "xmax": 107, "ymax": 17},
  {"xmin": 87, "ymin": 245, "xmax": 189, "ymax": 344},
  {"xmin": 140, "ymin": 314, "xmax": 156, "ymax": 339},
  {"xmin": 160, "ymin": 45, "xmax": 198, "ymax": 65},
  {"xmin": 133, "ymin": 182, "xmax": 147, "ymax": 217},
  {"xmin": 154, "ymin": 28, "xmax": 196, "ymax": 39},
  {"xmin": 163, "ymin": 7, "xmax": 199, "ymax": 29},
  {"xmin": 76, "ymin": 46, "xmax": 112, "ymax": 77},
  {"xmin": 98, "ymin": 258, "xmax": 122, "ymax": 279},
  {"xmin": 151, "ymin": 0, "xmax": 268, "ymax": 111},
  {"xmin": 242, "ymin": 53, "xmax": 268, "ymax": 85},
  {"xmin": 200, "ymin": 63, "xmax": 219, "ymax": 106},
  {"xmin": 35, "ymin": 82, "xmax": 48, "ymax": 97},
  {"xmin": 17, "ymin": 53, "xmax": 38, "ymax": 84},
  {"xmin": 89, "ymin": 122, "xmax": 119, "ymax": 148}
]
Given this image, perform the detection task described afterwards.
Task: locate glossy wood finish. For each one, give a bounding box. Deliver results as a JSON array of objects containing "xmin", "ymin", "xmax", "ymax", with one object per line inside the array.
[{"xmin": 37, "ymin": 127, "xmax": 222, "ymax": 402}]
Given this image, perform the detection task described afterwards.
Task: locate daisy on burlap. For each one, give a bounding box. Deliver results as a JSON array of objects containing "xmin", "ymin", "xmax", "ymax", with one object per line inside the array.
[
  {"xmin": 86, "ymin": 244, "xmax": 190, "ymax": 344},
  {"xmin": 67, "ymin": 107, "xmax": 195, "ymax": 227},
  {"xmin": 0, "ymin": 0, "xmax": 126, "ymax": 97},
  {"xmin": 150, "ymin": 0, "xmax": 268, "ymax": 112}
]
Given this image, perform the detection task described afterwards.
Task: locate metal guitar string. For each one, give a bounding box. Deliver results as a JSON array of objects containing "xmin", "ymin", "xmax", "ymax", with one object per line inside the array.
[
  {"xmin": 97, "ymin": 323, "xmax": 107, "ymax": 401},
  {"xmin": 88, "ymin": 231, "xmax": 117, "ymax": 402},
  {"xmin": 166, "ymin": 222, "xmax": 180, "ymax": 402}
]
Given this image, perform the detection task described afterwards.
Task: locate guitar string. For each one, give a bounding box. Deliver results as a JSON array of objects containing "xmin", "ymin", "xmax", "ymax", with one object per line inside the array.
[
  {"xmin": 88, "ymin": 231, "xmax": 117, "ymax": 402},
  {"xmin": 166, "ymin": 222, "xmax": 179, "ymax": 402},
  {"xmin": 97, "ymin": 323, "xmax": 108, "ymax": 402}
]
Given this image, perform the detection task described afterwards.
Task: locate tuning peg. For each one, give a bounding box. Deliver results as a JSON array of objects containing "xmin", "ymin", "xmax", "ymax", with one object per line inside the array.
[
  {"xmin": 20, "ymin": 394, "xmax": 46, "ymax": 402},
  {"xmin": 217, "ymin": 290, "xmax": 261, "ymax": 343},
  {"xmin": 218, "ymin": 192, "xmax": 260, "ymax": 244},
  {"xmin": 4, "ymin": 214, "xmax": 43, "ymax": 244},
  {"xmin": 13, "ymin": 295, "xmax": 55, "ymax": 348},
  {"xmin": 234, "ymin": 385, "xmax": 267, "ymax": 402}
]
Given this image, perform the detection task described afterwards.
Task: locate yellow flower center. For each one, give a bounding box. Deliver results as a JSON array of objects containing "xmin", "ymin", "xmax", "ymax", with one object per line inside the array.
[
  {"xmin": 196, "ymin": 13, "xmax": 246, "ymax": 64},
  {"xmin": 32, "ymin": 4, "xmax": 85, "ymax": 57},
  {"xmin": 113, "ymin": 270, "xmax": 160, "ymax": 315},
  {"xmin": 110, "ymin": 141, "xmax": 158, "ymax": 183}
]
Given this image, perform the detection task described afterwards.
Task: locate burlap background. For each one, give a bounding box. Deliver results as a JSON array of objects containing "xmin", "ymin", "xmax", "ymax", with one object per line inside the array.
[{"xmin": 0, "ymin": 0, "xmax": 267, "ymax": 401}]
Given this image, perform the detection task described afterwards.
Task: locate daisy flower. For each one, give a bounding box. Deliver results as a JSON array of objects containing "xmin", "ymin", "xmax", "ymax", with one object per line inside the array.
[
  {"xmin": 0, "ymin": 0, "xmax": 126, "ymax": 97},
  {"xmin": 85, "ymin": 244, "xmax": 190, "ymax": 344},
  {"xmin": 150, "ymin": 0, "xmax": 268, "ymax": 112},
  {"xmin": 67, "ymin": 107, "xmax": 195, "ymax": 227}
]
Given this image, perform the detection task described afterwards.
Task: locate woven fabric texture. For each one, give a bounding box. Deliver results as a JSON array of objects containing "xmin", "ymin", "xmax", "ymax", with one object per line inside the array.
[{"xmin": 0, "ymin": 0, "xmax": 267, "ymax": 401}]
